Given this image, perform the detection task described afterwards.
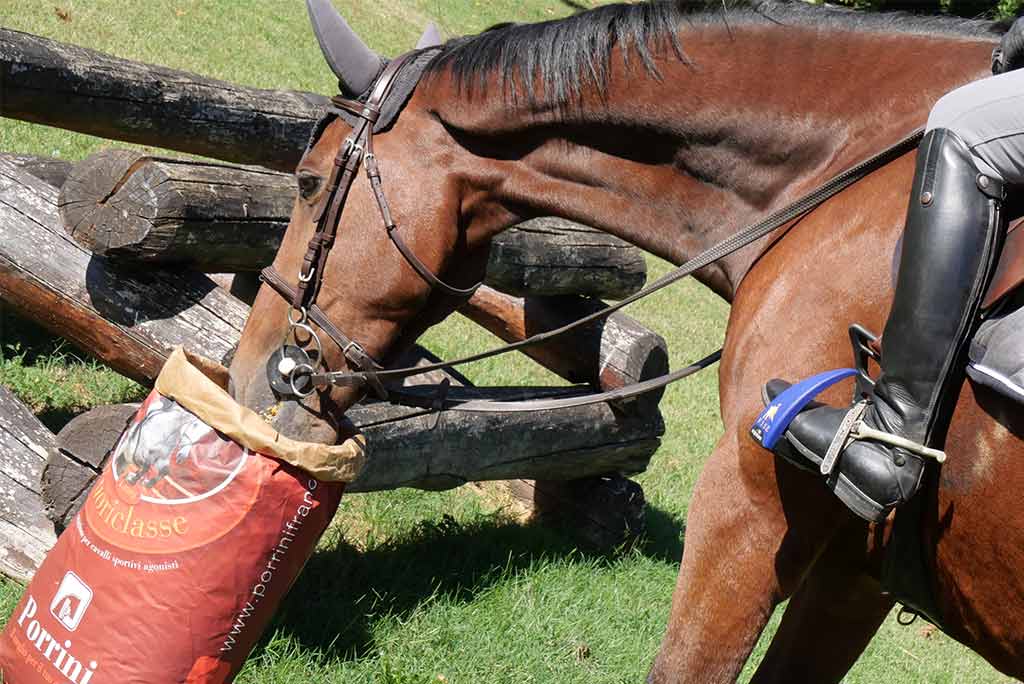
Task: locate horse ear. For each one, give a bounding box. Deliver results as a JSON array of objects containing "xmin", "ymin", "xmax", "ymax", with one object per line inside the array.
[
  {"xmin": 415, "ymin": 22, "xmax": 443, "ymax": 49},
  {"xmin": 305, "ymin": 0, "xmax": 383, "ymax": 97}
]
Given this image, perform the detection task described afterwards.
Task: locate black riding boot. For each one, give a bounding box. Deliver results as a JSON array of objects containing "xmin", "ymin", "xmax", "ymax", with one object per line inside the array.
[{"xmin": 764, "ymin": 128, "xmax": 1005, "ymax": 522}]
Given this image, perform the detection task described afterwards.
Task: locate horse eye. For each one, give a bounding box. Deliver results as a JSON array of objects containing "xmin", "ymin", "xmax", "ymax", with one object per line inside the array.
[{"xmin": 296, "ymin": 172, "xmax": 322, "ymax": 200}]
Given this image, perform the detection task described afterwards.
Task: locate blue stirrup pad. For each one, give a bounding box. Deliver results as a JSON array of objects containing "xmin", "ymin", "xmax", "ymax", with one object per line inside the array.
[{"xmin": 750, "ymin": 369, "xmax": 857, "ymax": 449}]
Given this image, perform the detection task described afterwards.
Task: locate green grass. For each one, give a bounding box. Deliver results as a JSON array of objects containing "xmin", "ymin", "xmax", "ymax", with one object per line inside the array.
[{"xmin": 0, "ymin": 1, "xmax": 1015, "ymax": 682}]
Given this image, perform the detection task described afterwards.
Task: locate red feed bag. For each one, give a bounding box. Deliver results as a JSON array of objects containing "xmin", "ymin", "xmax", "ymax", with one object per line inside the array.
[{"xmin": 0, "ymin": 349, "xmax": 365, "ymax": 684}]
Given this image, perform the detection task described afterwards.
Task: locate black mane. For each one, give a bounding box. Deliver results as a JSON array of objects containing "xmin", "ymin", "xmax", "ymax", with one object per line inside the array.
[{"xmin": 426, "ymin": 0, "xmax": 1002, "ymax": 104}]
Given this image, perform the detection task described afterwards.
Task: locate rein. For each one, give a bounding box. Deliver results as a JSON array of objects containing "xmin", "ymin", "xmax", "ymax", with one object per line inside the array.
[{"xmin": 261, "ymin": 50, "xmax": 924, "ymax": 413}]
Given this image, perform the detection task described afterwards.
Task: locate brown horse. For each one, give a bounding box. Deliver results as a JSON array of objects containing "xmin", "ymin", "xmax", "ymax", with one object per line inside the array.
[{"xmin": 228, "ymin": 2, "xmax": 1021, "ymax": 681}]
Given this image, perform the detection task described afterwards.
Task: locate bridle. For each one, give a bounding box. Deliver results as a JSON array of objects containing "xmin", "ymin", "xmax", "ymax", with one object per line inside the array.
[
  {"xmin": 261, "ymin": 51, "xmax": 480, "ymax": 401},
  {"xmin": 260, "ymin": 50, "xmax": 925, "ymax": 413}
]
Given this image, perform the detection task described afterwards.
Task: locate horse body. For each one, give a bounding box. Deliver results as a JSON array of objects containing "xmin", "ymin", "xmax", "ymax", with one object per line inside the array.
[{"xmin": 229, "ymin": 3, "xmax": 1021, "ymax": 680}]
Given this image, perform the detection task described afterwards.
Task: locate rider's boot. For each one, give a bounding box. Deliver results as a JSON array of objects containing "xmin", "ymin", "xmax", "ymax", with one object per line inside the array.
[{"xmin": 764, "ymin": 128, "xmax": 1006, "ymax": 523}]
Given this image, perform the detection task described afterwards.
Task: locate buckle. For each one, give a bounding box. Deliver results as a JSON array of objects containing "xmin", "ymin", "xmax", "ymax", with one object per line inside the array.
[
  {"xmin": 342, "ymin": 137, "xmax": 364, "ymax": 159},
  {"xmin": 342, "ymin": 340, "xmax": 371, "ymax": 369},
  {"xmin": 849, "ymin": 324, "xmax": 880, "ymax": 398}
]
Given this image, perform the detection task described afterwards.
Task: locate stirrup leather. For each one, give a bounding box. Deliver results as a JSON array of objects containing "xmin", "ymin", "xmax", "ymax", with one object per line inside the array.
[{"xmin": 821, "ymin": 401, "xmax": 947, "ymax": 477}]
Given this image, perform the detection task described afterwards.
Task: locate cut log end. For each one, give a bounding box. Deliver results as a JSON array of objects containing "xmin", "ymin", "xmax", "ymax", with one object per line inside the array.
[
  {"xmin": 43, "ymin": 403, "xmax": 138, "ymax": 532},
  {"xmin": 59, "ymin": 150, "xmax": 292, "ymax": 270},
  {"xmin": 59, "ymin": 149, "xmax": 154, "ymax": 255}
]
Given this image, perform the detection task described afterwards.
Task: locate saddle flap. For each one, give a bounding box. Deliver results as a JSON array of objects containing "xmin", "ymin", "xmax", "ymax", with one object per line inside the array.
[{"xmin": 983, "ymin": 217, "xmax": 1024, "ymax": 308}]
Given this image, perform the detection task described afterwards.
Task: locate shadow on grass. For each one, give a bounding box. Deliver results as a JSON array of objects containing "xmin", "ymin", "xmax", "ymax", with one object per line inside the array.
[{"xmin": 261, "ymin": 503, "xmax": 685, "ymax": 662}]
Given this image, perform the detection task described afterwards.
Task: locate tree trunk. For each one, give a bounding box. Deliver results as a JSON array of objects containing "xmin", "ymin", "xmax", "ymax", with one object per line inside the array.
[
  {"xmin": 459, "ymin": 287, "xmax": 669, "ymax": 410},
  {"xmin": 56, "ymin": 153, "xmax": 647, "ymax": 301},
  {"xmin": 346, "ymin": 386, "xmax": 661, "ymax": 492},
  {"xmin": 0, "ymin": 387, "xmax": 58, "ymax": 583},
  {"xmin": 0, "ymin": 159, "xmax": 248, "ymax": 383},
  {"xmin": 0, "ymin": 28, "xmax": 324, "ymax": 171},
  {"xmin": 487, "ymin": 217, "xmax": 647, "ymax": 299},
  {"xmin": 0, "ymin": 153, "xmax": 72, "ymax": 188},
  {"xmin": 59, "ymin": 151, "xmax": 294, "ymax": 271}
]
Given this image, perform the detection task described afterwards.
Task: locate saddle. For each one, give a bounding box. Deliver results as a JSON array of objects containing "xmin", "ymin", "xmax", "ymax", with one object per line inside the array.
[
  {"xmin": 959, "ymin": 216, "xmax": 1024, "ymax": 405},
  {"xmin": 982, "ymin": 216, "xmax": 1024, "ymax": 309}
]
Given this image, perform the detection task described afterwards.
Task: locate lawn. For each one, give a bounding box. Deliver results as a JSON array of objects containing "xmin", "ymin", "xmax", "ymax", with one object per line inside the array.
[{"xmin": 0, "ymin": 1, "xmax": 1014, "ymax": 682}]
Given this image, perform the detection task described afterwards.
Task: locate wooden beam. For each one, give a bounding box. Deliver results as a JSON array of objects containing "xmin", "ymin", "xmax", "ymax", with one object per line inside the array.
[
  {"xmin": 0, "ymin": 153, "xmax": 71, "ymax": 188},
  {"xmin": 0, "ymin": 28, "xmax": 324, "ymax": 171},
  {"xmin": 60, "ymin": 151, "xmax": 293, "ymax": 271},
  {"xmin": 345, "ymin": 386, "xmax": 661, "ymax": 492},
  {"xmin": 0, "ymin": 387, "xmax": 58, "ymax": 583},
  {"xmin": 459, "ymin": 287, "xmax": 669, "ymax": 409},
  {"xmin": 487, "ymin": 217, "xmax": 646, "ymax": 299},
  {"xmin": 57, "ymin": 152, "xmax": 647, "ymax": 300},
  {"xmin": 0, "ymin": 159, "xmax": 248, "ymax": 383},
  {"xmin": 44, "ymin": 385, "xmax": 661, "ymax": 529}
]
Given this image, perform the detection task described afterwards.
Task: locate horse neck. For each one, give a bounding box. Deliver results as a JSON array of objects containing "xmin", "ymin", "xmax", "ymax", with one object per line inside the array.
[{"xmin": 428, "ymin": 22, "xmax": 996, "ymax": 302}]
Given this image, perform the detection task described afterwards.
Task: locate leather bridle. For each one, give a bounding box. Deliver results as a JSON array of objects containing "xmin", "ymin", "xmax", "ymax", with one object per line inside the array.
[
  {"xmin": 261, "ymin": 51, "xmax": 480, "ymax": 401},
  {"xmin": 260, "ymin": 50, "xmax": 925, "ymax": 413}
]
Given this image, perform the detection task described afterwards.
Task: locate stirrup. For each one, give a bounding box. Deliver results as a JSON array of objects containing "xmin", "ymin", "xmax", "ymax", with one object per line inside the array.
[
  {"xmin": 750, "ymin": 368, "xmax": 857, "ymax": 449},
  {"xmin": 820, "ymin": 402, "xmax": 947, "ymax": 476}
]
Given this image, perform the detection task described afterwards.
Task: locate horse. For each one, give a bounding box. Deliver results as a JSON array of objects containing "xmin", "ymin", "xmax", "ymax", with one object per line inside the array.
[{"xmin": 227, "ymin": 2, "xmax": 1023, "ymax": 681}]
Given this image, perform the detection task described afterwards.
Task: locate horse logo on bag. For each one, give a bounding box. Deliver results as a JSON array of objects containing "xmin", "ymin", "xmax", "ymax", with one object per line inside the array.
[
  {"xmin": 83, "ymin": 393, "xmax": 265, "ymax": 554},
  {"xmin": 112, "ymin": 396, "xmax": 248, "ymax": 500}
]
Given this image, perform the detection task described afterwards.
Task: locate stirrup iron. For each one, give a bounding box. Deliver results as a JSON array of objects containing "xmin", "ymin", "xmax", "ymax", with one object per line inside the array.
[{"xmin": 820, "ymin": 401, "xmax": 946, "ymax": 476}]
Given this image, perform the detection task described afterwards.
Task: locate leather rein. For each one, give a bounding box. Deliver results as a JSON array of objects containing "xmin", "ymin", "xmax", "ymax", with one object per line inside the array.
[{"xmin": 261, "ymin": 50, "xmax": 924, "ymax": 413}]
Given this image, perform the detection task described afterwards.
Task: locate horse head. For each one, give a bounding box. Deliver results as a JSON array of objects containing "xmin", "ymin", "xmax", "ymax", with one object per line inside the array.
[{"xmin": 229, "ymin": 1, "xmax": 491, "ymax": 442}]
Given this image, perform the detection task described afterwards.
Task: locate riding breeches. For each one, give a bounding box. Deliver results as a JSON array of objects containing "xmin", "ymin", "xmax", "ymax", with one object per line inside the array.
[{"xmin": 927, "ymin": 67, "xmax": 1024, "ymax": 185}]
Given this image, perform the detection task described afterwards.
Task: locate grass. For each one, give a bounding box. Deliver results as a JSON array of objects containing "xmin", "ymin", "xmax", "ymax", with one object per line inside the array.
[{"xmin": 0, "ymin": 1, "xmax": 1014, "ymax": 682}]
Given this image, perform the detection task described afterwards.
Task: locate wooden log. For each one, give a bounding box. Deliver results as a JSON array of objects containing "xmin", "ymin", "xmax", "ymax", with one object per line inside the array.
[
  {"xmin": 488, "ymin": 217, "xmax": 647, "ymax": 299},
  {"xmin": 59, "ymin": 151, "xmax": 294, "ymax": 271},
  {"xmin": 500, "ymin": 476, "xmax": 646, "ymax": 548},
  {"xmin": 0, "ymin": 159, "xmax": 248, "ymax": 383},
  {"xmin": 44, "ymin": 388, "xmax": 661, "ymax": 528},
  {"xmin": 8, "ymin": 156, "xmax": 666, "ymax": 402},
  {"xmin": 458, "ymin": 287, "xmax": 666, "ymax": 547},
  {"xmin": 346, "ymin": 386, "xmax": 661, "ymax": 492},
  {"xmin": 0, "ymin": 29, "xmax": 325, "ymax": 171},
  {"xmin": 56, "ymin": 154, "xmax": 646, "ymax": 301},
  {"xmin": 44, "ymin": 404, "xmax": 139, "ymax": 535},
  {"xmin": 459, "ymin": 287, "xmax": 669, "ymax": 407},
  {"xmin": 0, "ymin": 153, "xmax": 72, "ymax": 188},
  {"xmin": 0, "ymin": 387, "xmax": 58, "ymax": 582}
]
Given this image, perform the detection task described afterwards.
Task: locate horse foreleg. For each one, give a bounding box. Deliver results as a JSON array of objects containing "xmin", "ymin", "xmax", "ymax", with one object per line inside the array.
[
  {"xmin": 750, "ymin": 518, "xmax": 893, "ymax": 684},
  {"xmin": 648, "ymin": 435, "xmax": 848, "ymax": 684}
]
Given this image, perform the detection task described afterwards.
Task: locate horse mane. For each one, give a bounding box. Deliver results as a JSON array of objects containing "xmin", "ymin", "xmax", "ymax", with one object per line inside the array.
[{"xmin": 426, "ymin": 0, "xmax": 1004, "ymax": 105}]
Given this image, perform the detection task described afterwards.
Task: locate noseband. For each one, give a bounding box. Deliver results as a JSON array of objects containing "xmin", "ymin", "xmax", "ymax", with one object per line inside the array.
[{"xmin": 260, "ymin": 50, "xmax": 924, "ymax": 412}]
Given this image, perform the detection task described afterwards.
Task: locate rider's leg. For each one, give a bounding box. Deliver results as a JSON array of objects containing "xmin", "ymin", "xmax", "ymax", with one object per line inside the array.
[{"xmin": 763, "ymin": 69, "xmax": 1024, "ymax": 522}]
